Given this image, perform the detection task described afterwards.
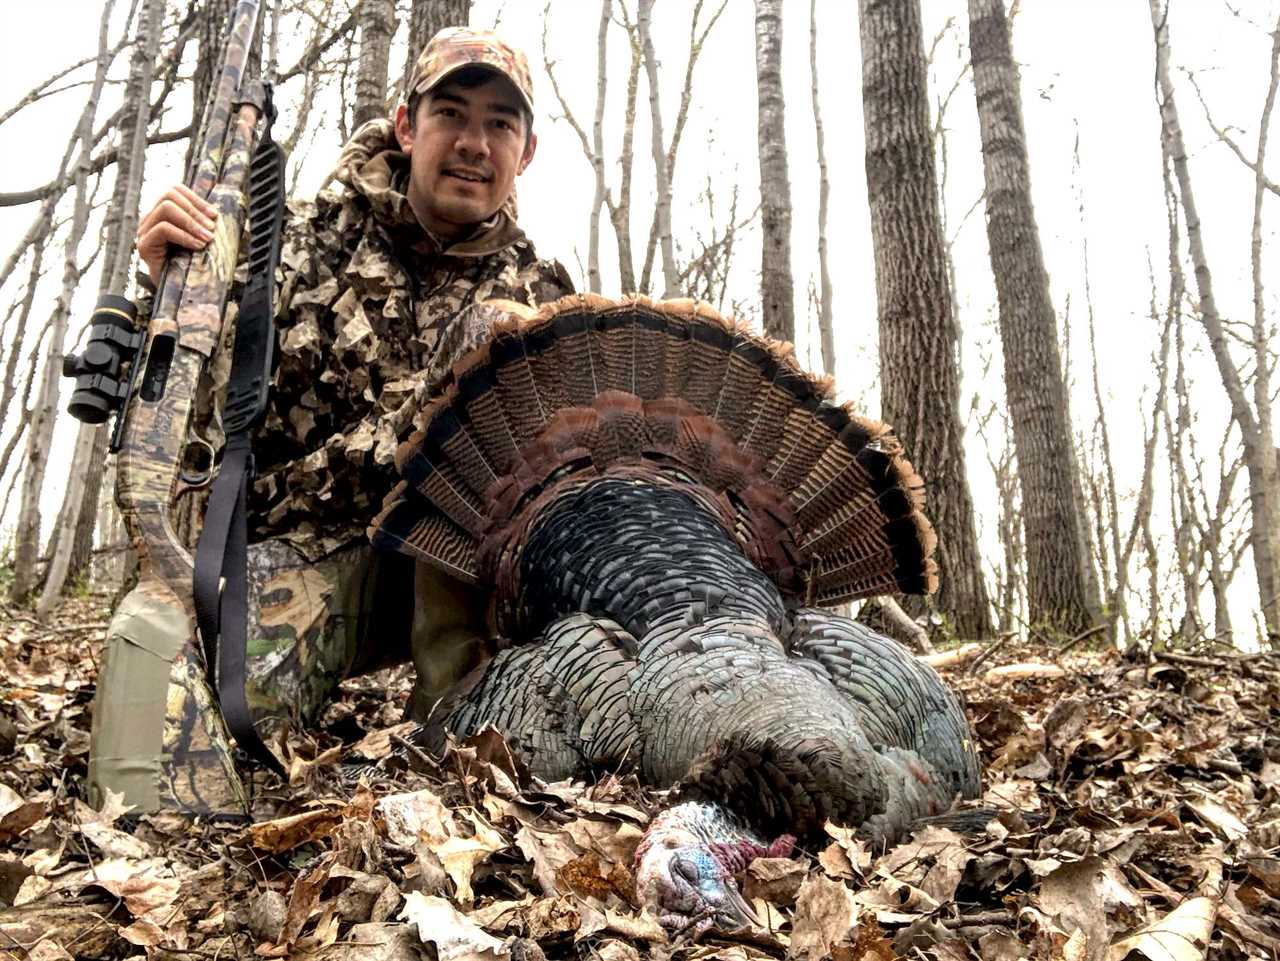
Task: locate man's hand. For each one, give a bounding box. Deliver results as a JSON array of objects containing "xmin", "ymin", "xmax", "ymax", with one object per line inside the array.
[{"xmin": 135, "ymin": 185, "xmax": 218, "ymax": 284}]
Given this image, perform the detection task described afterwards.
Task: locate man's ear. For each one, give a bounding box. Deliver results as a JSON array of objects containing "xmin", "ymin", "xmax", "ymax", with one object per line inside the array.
[
  {"xmin": 394, "ymin": 102, "xmax": 415, "ymax": 153},
  {"xmin": 517, "ymin": 132, "xmax": 537, "ymax": 175}
]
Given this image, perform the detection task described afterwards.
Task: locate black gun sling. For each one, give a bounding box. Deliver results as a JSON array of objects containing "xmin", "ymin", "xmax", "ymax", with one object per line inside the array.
[{"xmin": 193, "ymin": 101, "xmax": 287, "ymax": 779}]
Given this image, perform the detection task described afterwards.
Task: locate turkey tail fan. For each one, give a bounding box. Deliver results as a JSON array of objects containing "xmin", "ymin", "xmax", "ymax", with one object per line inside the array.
[{"xmin": 369, "ymin": 294, "xmax": 938, "ymax": 605}]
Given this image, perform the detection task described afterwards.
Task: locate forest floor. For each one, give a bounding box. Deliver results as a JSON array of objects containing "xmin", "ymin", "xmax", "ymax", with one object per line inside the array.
[{"xmin": 0, "ymin": 595, "xmax": 1278, "ymax": 961}]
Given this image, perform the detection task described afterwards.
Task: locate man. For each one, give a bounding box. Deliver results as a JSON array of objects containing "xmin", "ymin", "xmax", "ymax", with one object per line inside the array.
[{"xmin": 89, "ymin": 28, "xmax": 575, "ymax": 813}]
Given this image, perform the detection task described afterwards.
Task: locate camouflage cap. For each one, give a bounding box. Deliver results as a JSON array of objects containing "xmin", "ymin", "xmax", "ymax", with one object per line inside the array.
[{"xmin": 406, "ymin": 27, "xmax": 534, "ymax": 117}]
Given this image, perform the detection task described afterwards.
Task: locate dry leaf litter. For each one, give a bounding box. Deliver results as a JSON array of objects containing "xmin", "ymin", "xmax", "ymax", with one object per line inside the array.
[{"xmin": 1, "ymin": 595, "xmax": 1278, "ymax": 960}]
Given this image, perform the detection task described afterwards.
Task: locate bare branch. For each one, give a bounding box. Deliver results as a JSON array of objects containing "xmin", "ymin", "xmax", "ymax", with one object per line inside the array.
[
  {"xmin": 1182, "ymin": 66, "xmax": 1280, "ymax": 198},
  {"xmin": 0, "ymin": 126, "xmax": 193, "ymax": 209},
  {"xmin": 276, "ymin": 7, "xmax": 359, "ymax": 84},
  {"xmin": 0, "ymin": 42, "xmax": 130, "ymax": 130},
  {"xmin": 637, "ymin": 0, "xmax": 677, "ymax": 297},
  {"xmin": 809, "ymin": 0, "xmax": 833, "ymax": 375},
  {"xmin": 1150, "ymin": 0, "xmax": 1280, "ymax": 637}
]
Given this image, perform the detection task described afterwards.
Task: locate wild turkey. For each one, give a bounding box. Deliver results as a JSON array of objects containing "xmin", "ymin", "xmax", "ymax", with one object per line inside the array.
[{"xmin": 369, "ymin": 294, "xmax": 982, "ymax": 931}]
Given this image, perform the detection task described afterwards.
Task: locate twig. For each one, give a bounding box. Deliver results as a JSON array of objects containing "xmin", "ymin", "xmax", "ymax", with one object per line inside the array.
[
  {"xmin": 1156, "ymin": 649, "xmax": 1276, "ymax": 668},
  {"xmin": 941, "ymin": 909, "xmax": 1016, "ymax": 929},
  {"xmin": 966, "ymin": 631, "xmax": 1016, "ymax": 676},
  {"xmin": 391, "ymin": 733, "xmax": 441, "ymax": 773},
  {"xmin": 1056, "ymin": 623, "xmax": 1107, "ymax": 658}
]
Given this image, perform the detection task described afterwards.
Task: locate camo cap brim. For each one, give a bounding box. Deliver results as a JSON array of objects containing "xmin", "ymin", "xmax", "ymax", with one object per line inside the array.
[{"xmin": 406, "ymin": 27, "xmax": 534, "ymax": 117}]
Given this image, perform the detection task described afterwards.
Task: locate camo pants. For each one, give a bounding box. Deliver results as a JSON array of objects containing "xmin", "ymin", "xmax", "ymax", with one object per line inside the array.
[
  {"xmin": 245, "ymin": 538, "xmax": 490, "ymax": 736},
  {"xmin": 242, "ymin": 539, "xmax": 412, "ymax": 733}
]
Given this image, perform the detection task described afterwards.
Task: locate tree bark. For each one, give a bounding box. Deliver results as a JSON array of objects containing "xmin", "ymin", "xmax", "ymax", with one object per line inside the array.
[
  {"xmin": 637, "ymin": 0, "xmax": 678, "ymax": 298},
  {"xmin": 353, "ymin": 0, "xmax": 396, "ymax": 129},
  {"xmin": 403, "ymin": 0, "xmax": 471, "ymax": 94},
  {"xmin": 38, "ymin": 0, "xmax": 164, "ymax": 615},
  {"xmin": 754, "ymin": 0, "xmax": 794, "ymax": 343},
  {"xmin": 858, "ymin": 0, "xmax": 993, "ymax": 639},
  {"xmin": 968, "ymin": 0, "xmax": 1099, "ymax": 635},
  {"xmin": 809, "ymin": 0, "xmax": 834, "ymax": 376},
  {"xmin": 610, "ymin": 10, "xmax": 642, "ymax": 293},
  {"xmin": 587, "ymin": 0, "xmax": 610, "ymax": 293},
  {"xmin": 1149, "ymin": 0, "xmax": 1280, "ymax": 640},
  {"xmin": 10, "ymin": 1, "xmax": 117, "ymax": 603}
]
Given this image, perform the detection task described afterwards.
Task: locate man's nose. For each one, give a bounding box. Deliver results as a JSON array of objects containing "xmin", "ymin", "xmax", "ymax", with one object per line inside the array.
[{"xmin": 455, "ymin": 119, "xmax": 490, "ymax": 159}]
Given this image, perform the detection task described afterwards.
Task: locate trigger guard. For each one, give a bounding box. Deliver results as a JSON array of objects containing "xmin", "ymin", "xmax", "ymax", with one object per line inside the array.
[{"xmin": 178, "ymin": 437, "xmax": 216, "ymax": 488}]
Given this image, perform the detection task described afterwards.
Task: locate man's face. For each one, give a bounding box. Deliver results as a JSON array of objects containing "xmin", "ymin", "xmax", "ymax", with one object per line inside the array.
[{"xmin": 394, "ymin": 73, "xmax": 537, "ymax": 241}]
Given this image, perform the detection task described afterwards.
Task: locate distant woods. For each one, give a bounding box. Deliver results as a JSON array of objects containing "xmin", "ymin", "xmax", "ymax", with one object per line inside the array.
[{"xmin": 0, "ymin": 0, "xmax": 1276, "ymax": 650}]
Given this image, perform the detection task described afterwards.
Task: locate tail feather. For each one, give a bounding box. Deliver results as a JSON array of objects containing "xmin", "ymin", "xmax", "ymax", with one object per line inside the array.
[{"xmin": 369, "ymin": 295, "xmax": 939, "ymax": 605}]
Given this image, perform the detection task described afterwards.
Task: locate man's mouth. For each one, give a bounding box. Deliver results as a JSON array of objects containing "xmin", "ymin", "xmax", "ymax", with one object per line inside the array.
[{"xmin": 444, "ymin": 168, "xmax": 490, "ymax": 184}]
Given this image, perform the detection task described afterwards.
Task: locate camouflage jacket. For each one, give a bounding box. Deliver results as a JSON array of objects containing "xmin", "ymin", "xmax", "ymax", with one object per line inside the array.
[{"xmin": 187, "ymin": 119, "xmax": 574, "ymax": 558}]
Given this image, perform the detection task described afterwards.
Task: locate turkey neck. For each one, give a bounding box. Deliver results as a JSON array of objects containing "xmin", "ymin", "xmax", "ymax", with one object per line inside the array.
[{"xmin": 512, "ymin": 478, "xmax": 786, "ymax": 640}]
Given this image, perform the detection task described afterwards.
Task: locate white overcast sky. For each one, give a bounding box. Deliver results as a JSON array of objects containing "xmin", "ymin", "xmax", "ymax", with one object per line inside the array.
[{"xmin": 1, "ymin": 0, "xmax": 1276, "ymax": 638}]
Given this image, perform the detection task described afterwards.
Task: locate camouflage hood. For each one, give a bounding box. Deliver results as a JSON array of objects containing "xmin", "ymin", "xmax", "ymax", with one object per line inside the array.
[{"xmin": 330, "ymin": 118, "xmax": 524, "ymax": 256}]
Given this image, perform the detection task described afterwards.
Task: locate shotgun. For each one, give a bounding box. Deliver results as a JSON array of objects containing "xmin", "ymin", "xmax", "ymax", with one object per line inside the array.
[{"xmin": 70, "ymin": 0, "xmax": 272, "ymax": 814}]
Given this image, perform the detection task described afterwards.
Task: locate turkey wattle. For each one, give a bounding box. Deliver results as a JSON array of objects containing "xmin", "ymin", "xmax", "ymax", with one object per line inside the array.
[{"xmin": 369, "ymin": 294, "xmax": 982, "ymax": 930}]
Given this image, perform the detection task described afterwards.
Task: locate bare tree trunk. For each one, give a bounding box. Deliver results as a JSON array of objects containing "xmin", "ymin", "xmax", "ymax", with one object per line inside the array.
[
  {"xmin": 587, "ymin": 0, "xmax": 611, "ymax": 293},
  {"xmin": 809, "ymin": 0, "xmax": 834, "ymax": 376},
  {"xmin": 754, "ymin": 0, "xmax": 794, "ymax": 343},
  {"xmin": 1150, "ymin": 0, "xmax": 1280, "ymax": 641},
  {"xmin": 608, "ymin": 8, "xmax": 643, "ymax": 294},
  {"xmin": 1247, "ymin": 17, "xmax": 1280, "ymax": 641},
  {"xmin": 968, "ymin": 0, "xmax": 1099, "ymax": 635},
  {"xmin": 353, "ymin": 0, "xmax": 396, "ymax": 129},
  {"xmin": 858, "ymin": 0, "xmax": 993, "ymax": 639},
  {"xmin": 1108, "ymin": 254, "xmax": 1176, "ymax": 649},
  {"xmin": 0, "ymin": 330, "xmax": 44, "ymax": 518},
  {"xmin": 1203, "ymin": 440, "xmax": 1248, "ymax": 644},
  {"xmin": 38, "ymin": 0, "xmax": 164, "ymax": 615},
  {"xmin": 637, "ymin": 0, "xmax": 678, "ymax": 298},
  {"xmin": 1140, "ymin": 494, "xmax": 1161, "ymax": 643},
  {"xmin": 402, "ymin": 0, "xmax": 470, "ymax": 93},
  {"xmin": 1165, "ymin": 303, "xmax": 1205, "ymax": 646},
  {"xmin": 10, "ymin": 1, "xmax": 118, "ymax": 604},
  {"xmin": 543, "ymin": 0, "xmax": 622, "ymax": 293},
  {"xmin": 975, "ymin": 398, "xmax": 1023, "ymax": 635},
  {"xmin": 1079, "ymin": 146, "xmax": 1124, "ymax": 634},
  {"xmin": 639, "ymin": 0, "xmax": 727, "ymax": 298},
  {"xmin": 548, "ymin": 0, "xmax": 723, "ymax": 298},
  {"xmin": 0, "ymin": 249, "xmax": 46, "ymax": 472}
]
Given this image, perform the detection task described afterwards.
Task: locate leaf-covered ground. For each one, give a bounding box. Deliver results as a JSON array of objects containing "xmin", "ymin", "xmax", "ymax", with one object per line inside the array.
[{"xmin": 1, "ymin": 595, "xmax": 1278, "ymax": 961}]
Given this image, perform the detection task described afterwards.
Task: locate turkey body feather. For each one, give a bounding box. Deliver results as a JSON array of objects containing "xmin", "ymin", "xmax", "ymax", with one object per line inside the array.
[{"xmin": 421, "ymin": 477, "xmax": 978, "ymax": 845}]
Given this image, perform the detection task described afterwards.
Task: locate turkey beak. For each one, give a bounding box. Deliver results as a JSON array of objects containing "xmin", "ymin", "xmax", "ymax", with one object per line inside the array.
[{"xmin": 716, "ymin": 881, "xmax": 760, "ymax": 929}]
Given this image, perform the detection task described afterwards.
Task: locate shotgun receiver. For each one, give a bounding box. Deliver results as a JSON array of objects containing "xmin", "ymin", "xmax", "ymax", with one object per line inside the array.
[{"xmin": 83, "ymin": 0, "xmax": 271, "ymax": 814}]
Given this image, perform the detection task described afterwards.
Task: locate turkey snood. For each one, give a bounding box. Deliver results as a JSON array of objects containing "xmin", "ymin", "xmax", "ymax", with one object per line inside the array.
[{"xmin": 430, "ymin": 477, "xmax": 981, "ymax": 933}]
